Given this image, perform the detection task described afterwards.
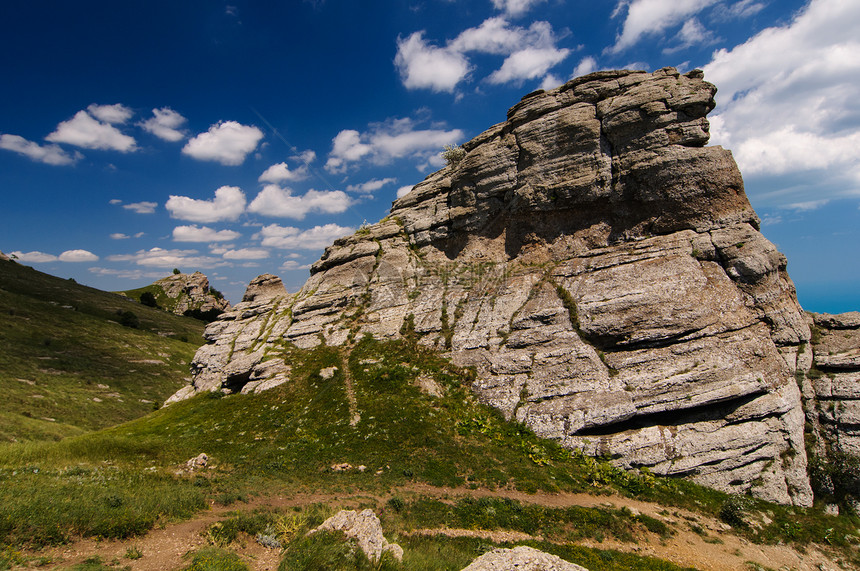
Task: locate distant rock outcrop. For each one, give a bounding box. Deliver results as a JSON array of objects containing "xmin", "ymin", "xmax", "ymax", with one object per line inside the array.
[
  {"xmin": 0, "ymin": 251, "xmax": 11, "ymax": 262},
  {"xmin": 169, "ymin": 68, "xmax": 819, "ymax": 505},
  {"xmin": 134, "ymin": 271, "xmax": 230, "ymax": 318}
]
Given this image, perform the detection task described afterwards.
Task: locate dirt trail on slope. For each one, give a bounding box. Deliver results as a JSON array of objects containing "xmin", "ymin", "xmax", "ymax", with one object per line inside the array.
[{"xmin": 18, "ymin": 486, "xmax": 847, "ymax": 571}]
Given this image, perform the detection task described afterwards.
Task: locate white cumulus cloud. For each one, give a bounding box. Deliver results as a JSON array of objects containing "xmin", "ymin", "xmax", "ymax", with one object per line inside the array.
[
  {"xmin": 703, "ymin": 0, "xmax": 860, "ymax": 205},
  {"xmin": 395, "ymin": 32, "xmax": 472, "ymax": 93},
  {"xmin": 172, "ymin": 225, "xmax": 242, "ymax": 242},
  {"xmin": 325, "ymin": 118, "xmax": 463, "ymax": 173},
  {"xmin": 9, "ymin": 251, "xmax": 58, "ymax": 263},
  {"xmin": 59, "ymin": 249, "xmax": 99, "ymax": 262},
  {"xmin": 607, "ymin": 0, "xmax": 720, "ymax": 54},
  {"xmin": 260, "ymin": 223, "xmax": 355, "ymax": 250},
  {"xmin": 166, "ymin": 186, "xmax": 247, "ymax": 223},
  {"xmin": 46, "ymin": 109, "xmax": 137, "ymax": 152},
  {"xmin": 86, "ymin": 103, "xmax": 133, "ymax": 124},
  {"xmin": 396, "ymin": 17, "xmax": 570, "ymax": 92},
  {"xmin": 396, "ymin": 185, "xmax": 415, "ymax": 199},
  {"xmin": 0, "ymin": 134, "xmax": 81, "ymax": 165},
  {"xmin": 258, "ymin": 162, "xmax": 309, "ymax": 183},
  {"xmin": 247, "ymin": 185, "xmax": 353, "ymax": 219},
  {"xmin": 139, "ymin": 107, "xmax": 188, "ymax": 142},
  {"xmin": 182, "ymin": 121, "xmax": 264, "ymax": 165},
  {"xmin": 573, "ymin": 55, "xmax": 598, "ymax": 77},
  {"xmin": 488, "ymin": 46, "xmax": 570, "ymax": 84}
]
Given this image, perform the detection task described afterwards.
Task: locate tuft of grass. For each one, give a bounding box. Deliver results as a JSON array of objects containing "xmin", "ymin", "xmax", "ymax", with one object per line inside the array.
[{"xmin": 182, "ymin": 547, "xmax": 250, "ymax": 571}]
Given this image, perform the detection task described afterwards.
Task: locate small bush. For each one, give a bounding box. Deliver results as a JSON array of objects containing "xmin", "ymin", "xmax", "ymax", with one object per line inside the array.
[
  {"xmin": 442, "ymin": 144, "xmax": 465, "ymax": 166},
  {"xmin": 719, "ymin": 495, "xmax": 753, "ymax": 527},
  {"xmin": 118, "ymin": 311, "xmax": 140, "ymax": 329},
  {"xmin": 139, "ymin": 292, "xmax": 158, "ymax": 308}
]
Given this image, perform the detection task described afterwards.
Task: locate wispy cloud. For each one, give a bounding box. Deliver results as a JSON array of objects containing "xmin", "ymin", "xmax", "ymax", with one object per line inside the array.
[
  {"xmin": 107, "ymin": 247, "xmax": 226, "ymax": 268},
  {"xmin": 491, "ymin": 0, "xmax": 547, "ymax": 18},
  {"xmin": 606, "ymin": 0, "xmax": 720, "ymax": 54},
  {"xmin": 259, "ymin": 223, "xmax": 354, "ymax": 250},
  {"xmin": 346, "ymin": 178, "xmax": 397, "ymax": 194},
  {"xmin": 0, "ymin": 134, "xmax": 81, "ymax": 165},
  {"xmin": 122, "ymin": 201, "xmax": 158, "ymax": 214}
]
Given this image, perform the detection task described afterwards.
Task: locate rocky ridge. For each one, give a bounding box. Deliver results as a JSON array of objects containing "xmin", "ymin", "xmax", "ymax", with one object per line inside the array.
[{"xmin": 169, "ymin": 68, "xmax": 819, "ymax": 506}]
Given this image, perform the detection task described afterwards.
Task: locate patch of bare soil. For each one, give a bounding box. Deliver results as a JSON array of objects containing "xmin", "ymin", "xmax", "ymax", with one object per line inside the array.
[{"xmin": 16, "ymin": 487, "xmax": 849, "ymax": 570}]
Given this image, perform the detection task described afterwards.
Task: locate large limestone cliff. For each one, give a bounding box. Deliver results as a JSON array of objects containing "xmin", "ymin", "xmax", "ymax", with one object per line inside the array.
[{"xmin": 169, "ymin": 68, "xmax": 815, "ymax": 506}]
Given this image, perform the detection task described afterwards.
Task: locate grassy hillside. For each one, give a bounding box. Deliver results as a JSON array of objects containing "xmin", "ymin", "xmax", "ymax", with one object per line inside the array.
[
  {"xmin": 0, "ymin": 259, "xmax": 205, "ymax": 442},
  {"xmin": 0, "ymin": 336, "xmax": 857, "ymax": 569}
]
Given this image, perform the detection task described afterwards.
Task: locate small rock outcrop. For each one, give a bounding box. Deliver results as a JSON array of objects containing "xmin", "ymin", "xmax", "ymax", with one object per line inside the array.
[
  {"xmin": 310, "ymin": 509, "xmax": 403, "ymax": 562},
  {"xmin": 462, "ymin": 546, "xmax": 588, "ymax": 571},
  {"xmin": 143, "ymin": 271, "xmax": 230, "ymax": 317},
  {"xmin": 168, "ymin": 68, "xmax": 819, "ymax": 505},
  {"xmin": 0, "ymin": 251, "xmax": 11, "ymax": 262}
]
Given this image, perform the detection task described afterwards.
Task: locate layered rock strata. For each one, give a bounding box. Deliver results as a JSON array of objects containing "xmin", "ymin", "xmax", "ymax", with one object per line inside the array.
[
  {"xmin": 805, "ymin": 312, "xmax": 860, "ymax": 459},
  {"xmin": 169, "ymin": 68, "xmax": 815, "ymax": 505}
]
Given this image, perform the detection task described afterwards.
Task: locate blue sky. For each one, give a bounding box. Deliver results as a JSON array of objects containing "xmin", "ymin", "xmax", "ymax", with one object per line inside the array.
[{"xmin": 1, "ymin": 0, "xmax": 858, "ymax": 312}]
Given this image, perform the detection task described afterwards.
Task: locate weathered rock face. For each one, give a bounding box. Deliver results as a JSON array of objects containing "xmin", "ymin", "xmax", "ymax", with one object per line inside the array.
[
  {"xmin": 150, "ymin": 271, "xmax": 230, "ymax": 316},
  {"xmin": 805, "ymin": 312, "xmax": 860, "ymax": 463},
  {"xmin": 169, "ymin": 68, "xmax": 815, "ymax": 505}
]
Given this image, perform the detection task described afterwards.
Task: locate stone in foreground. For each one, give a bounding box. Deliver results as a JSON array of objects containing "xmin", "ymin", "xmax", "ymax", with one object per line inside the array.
[{"xmin": 462, "ymin": 546, "xmax": 589, "ymax": 571}]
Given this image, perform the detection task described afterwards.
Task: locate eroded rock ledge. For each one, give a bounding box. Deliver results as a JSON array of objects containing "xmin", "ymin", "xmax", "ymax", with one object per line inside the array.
[{"xmin": 169, "ymin": 68, "xmax": 816, "ymax": 506}]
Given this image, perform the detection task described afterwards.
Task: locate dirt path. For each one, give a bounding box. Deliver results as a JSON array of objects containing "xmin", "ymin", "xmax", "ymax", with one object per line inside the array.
[{"xmin": 18, "ymin": 486, "xmax": 847, "ymax": 571}]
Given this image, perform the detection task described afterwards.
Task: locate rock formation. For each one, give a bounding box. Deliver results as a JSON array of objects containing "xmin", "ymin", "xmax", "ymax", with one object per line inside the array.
[
  {"xmin": 310, "ymin": 509, "xmax": 403, "ymax": 562},
  {"xmin": 802, "ymin": 312, "xmax": 860, "ymax": 506},
  {"xmin": 140, "ymin": 271, "xmax": 230, "ymax": 317},
  {"xmin": 168, "ymin": 68, "xmax": 818, "ymax": 506}
]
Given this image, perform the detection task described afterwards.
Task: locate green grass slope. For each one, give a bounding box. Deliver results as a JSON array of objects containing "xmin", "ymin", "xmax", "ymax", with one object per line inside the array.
[
  {"xmin": 0, "ymin": 259, "xmax": 205, "ymax": 442},
  {"xmin": 1, "ymin": 336, "xmax": 857, "ymax": 569}
]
